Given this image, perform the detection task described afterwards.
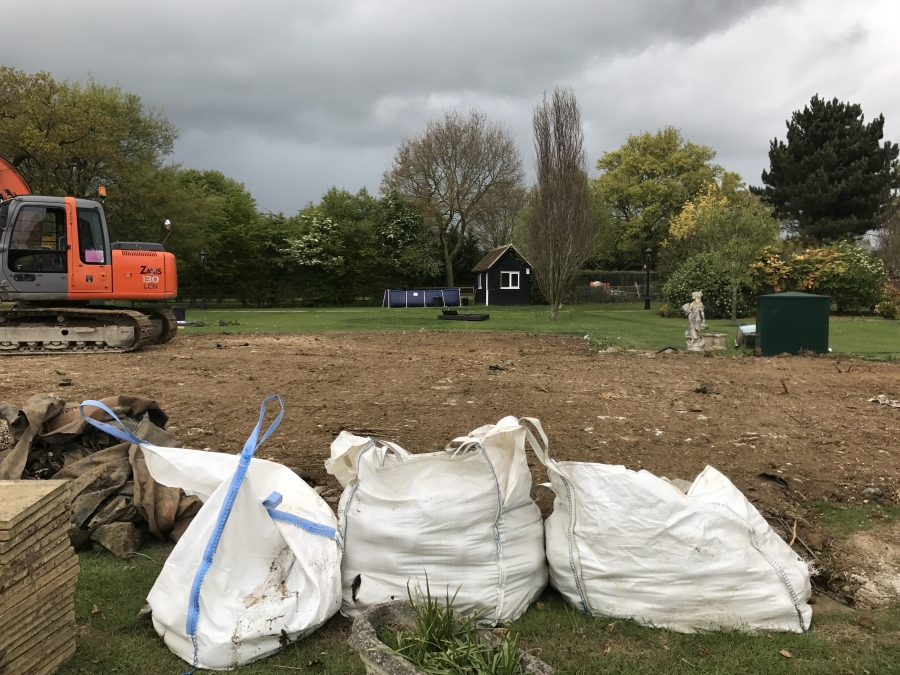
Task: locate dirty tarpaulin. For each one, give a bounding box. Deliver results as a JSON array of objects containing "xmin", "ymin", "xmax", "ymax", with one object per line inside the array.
[
  {"xmin": 0, "ymin": 394, "xmax": 200, "ymax": 557},
  {"xmin": 0, "ymin": 393, "xmax": 67, "ymax": 480}
]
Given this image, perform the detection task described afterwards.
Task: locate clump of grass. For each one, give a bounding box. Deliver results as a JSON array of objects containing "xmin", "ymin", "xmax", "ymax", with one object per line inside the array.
[
  {"xmin": 379, "ymin": 580, "xmax": 526, "ymax": 675},
  {"xmin": 811, "ymin": 499, "xmax": 900, "ymax": 537},
  {"xmin": 657, "ymin": 303, "xmax": 678, "ymax": 318},
  {"xmin": 587, "ymin": 335, "xmax": 616, "ymax": 351}
]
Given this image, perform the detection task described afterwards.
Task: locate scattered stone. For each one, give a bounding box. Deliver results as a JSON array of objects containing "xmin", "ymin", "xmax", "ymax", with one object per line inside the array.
[
  {"xmin": 703, "ymin": 333, "xmax": 727, "ymax": 351},
  {"xmin": 806, "ymin": 532, "xmax": 828, "ymax": 552},
  {"xmin": 858, "ymin": 615, "xmax": 878, "ymax": 630},
  {"xmin": 810, "ymin": 594, "xmax": 854, "ymax": 616},
  {"xmin": 90, "ymin": 521, "xmax": 143, "ymax": 560},
  {"xmin": 861, "ymin": 487, "xmax": 884, "ymax": 500},
  {"xmin": 868, "ymin": 395, "xmax": 900, "ymax": 408},
  {"xmin": 758, "ymin": 472, "xmax": 789, "ymax": 488},
  {"xmin": 349, "ymin": 601, "xmax": 555, "ymax": 675},
  {"xmin": 67, "ymin": 524, "xmax": 91, "ymax": 551}
]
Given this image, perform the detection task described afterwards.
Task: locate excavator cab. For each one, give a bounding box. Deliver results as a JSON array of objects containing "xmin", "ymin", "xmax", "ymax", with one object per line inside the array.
[
  {"xmin": 2, "ymin": 198, "xmax": 70, "ymax": 295},
  {"xmin": 0, "ymin": 196, "xmax": 113, "ymax": 299}
]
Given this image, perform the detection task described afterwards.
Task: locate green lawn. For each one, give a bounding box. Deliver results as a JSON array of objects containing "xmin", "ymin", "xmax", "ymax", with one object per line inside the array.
[
  {"xmin": 60, "ymin": 541, "xmax": 900, "ymax": 675},
  {"xmin": 174, "ymin": 303, "xmax": 900, "ymax": 359}
]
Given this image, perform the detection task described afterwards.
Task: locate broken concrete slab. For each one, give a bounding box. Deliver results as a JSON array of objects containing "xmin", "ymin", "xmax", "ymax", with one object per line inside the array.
[
  {"xmin": 90, "ymin": 521, "xmax": 143, "ymax": 559},
  {"xmin": 349, "ymin": 601, "xmax": 555, "ymax": 675},
  {"xmin": 811, "ymin": 594, "xmax": 855, "ymax": 616}
]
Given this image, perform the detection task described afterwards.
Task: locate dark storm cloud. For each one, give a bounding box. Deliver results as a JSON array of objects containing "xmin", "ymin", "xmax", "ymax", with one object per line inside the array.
[
  {"xmin": 1, "ymin": 0, "xmax": 896, "ymax": 213},
  {"xmin": 3, "ymin": 0, "xmax": 786, "ymax": 143}
]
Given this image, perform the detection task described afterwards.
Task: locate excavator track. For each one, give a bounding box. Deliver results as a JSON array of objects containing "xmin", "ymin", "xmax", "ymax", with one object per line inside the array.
[
  {"xmin": 0, "ymin": 307, "xmax": 156, "ymax": 355},
  {"xmin": 140, "ymin": 308, "xmax": 178, "ymax": 345}
]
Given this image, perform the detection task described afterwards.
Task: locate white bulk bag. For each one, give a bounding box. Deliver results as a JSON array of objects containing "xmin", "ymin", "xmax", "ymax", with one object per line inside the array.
[
  {"xmin": 80, "ymin": 397, "xmax": 342, "ymax": 670},
  {"xmin": 522, "ymin": 419, "xmax": 812, "ymax": 633},
  {"xmin": 326, "ymin": 415, "xmax": 548, "ymax": 623}
]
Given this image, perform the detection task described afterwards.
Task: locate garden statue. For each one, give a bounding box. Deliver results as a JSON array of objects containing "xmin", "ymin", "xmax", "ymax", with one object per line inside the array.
[{"xmin": 682, "ymin": 291, "xmax": 708, "ymax": 351}]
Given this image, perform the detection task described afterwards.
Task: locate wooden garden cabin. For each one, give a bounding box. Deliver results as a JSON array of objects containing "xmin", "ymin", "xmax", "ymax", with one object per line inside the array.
[{"xmin": 472, "ymin": 245, "xmax": 532, "ymax": 306}]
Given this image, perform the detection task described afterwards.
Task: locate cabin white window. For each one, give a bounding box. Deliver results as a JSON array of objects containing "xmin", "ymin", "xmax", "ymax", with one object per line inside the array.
[
  {"xmin": 500, "ymin": 271, "xmax": 519, "ymax": 289},
  {"xmin": 477, "ymin": 273, "xmax": 482, "ymax": 289}
]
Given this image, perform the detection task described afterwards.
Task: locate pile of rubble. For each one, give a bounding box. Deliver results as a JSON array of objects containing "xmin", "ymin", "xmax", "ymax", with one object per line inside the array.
[
  {"xmin": 0, "ymin": 394, "xmax": 200, "ymax": 558},
  {"xmin": 0, "ymin": 480, "xmax": 77, "ymax": 674}
]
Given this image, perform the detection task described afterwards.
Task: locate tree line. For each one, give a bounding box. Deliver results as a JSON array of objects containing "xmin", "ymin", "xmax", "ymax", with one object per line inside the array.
[{"xmin": 2, "ymin": 65, "xmax": 897, "ymax": 315}]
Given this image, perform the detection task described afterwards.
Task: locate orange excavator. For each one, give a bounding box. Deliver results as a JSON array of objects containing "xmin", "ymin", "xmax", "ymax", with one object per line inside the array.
[{"xmin": 0, "ymin": 157, "xmax": 178, "ymax": 353}]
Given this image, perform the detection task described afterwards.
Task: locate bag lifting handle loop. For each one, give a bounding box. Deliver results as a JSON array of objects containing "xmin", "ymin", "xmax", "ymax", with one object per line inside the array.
[
  {"xmin": 240, "ymin": 395, "xmax": 284, "ymax": 461},
  {"xmin": 79, "ymin": 399, "xmax": 148, "ymax": 446},
  {"xmin": 445, "ymin": 437, "xmax": 484, "ymax": 458},
  {"xmin": 520, "ymin": 417, "xmax": 550, "ymax": 466}
]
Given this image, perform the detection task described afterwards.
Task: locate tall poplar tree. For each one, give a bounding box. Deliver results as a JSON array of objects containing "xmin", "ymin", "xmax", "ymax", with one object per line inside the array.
[{"xmin": 528, "ymin": 87, "xmax": 595, "ymax": 320}]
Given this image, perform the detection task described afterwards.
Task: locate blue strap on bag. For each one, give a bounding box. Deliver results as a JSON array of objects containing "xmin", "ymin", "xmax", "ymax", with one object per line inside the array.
[
  {"xmin": 79, "ymin": 400, "xmax": 149, "ymax": 446},
  {"xmin": 181, "ymin": 395, "xmax": 284, "ymax": 672},
  {"xmin": 263, "ymin": 491, "xmax": 337, "ymax": 540}
]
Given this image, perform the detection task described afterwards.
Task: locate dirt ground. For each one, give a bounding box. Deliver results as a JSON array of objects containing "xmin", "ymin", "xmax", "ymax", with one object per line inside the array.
[{"xmin": 2, "ymin": 331, "xmax": 900, "ymax": 604}]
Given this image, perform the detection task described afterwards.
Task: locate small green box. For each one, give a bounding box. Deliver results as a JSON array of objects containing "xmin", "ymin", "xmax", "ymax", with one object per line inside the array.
[{"xmin": 757, "ymin": 292, "xmax": 830, "ymax": 356}]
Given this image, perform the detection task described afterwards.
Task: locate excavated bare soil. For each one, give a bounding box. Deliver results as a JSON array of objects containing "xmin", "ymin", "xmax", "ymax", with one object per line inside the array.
[{"xmin": 2, "ymin": 331, "xmax": 899, "ymax": 605}]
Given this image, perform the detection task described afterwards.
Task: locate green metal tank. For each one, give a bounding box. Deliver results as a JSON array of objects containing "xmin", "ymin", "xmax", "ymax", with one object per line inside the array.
[{"xmin": 756, "ymin": 292, "xmax": 830, "ymax": 356}]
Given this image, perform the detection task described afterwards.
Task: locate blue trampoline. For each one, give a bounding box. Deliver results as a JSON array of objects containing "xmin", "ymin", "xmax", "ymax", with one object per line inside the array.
[{"xmin": 382, "ymin": 289, "xmax": 462, "ymax": 308}]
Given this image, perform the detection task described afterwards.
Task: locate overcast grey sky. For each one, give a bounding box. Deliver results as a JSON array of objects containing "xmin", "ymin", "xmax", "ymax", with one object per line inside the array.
[{"xmin": 2, "ymin": 0, "xmax": 898, "ymax": 214}]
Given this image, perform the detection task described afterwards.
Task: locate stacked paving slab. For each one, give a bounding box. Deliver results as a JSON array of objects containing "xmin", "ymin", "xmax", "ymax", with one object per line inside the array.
[{"xmin": 0, "ymin": 480, "xmax": 78, "ymax": 675}]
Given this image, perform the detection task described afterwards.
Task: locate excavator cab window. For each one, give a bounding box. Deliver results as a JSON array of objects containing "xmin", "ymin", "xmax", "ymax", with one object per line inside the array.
[
  {"xmin": 0, "ymin": 201, "xmax": 8, "ymax": 232},
  {"xmin": 7, "ymin": 205, "xmax": 67, "ymax": 273},
  {"xmin": 77, "ymin": 208, "xmax": 106, "ymax": 264}
]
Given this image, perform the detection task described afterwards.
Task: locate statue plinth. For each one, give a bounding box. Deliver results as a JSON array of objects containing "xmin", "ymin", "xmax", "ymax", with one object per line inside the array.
[{"xmin": 701, "ymin": 332, "xmax": 726, "ymax": 351}]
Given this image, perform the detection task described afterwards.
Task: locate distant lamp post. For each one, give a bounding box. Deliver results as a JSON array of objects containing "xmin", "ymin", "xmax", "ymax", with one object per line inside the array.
[
  {"xmin": 162, "ymin": 219, "xmax": 173, "ymax": 248},
  {"xmin": 199, "ymin": 248, "xmax": 208, "ymax": 311},
  {"xmin": 644, "ymin": 247, "xmax": 653, "ymax": 310}
]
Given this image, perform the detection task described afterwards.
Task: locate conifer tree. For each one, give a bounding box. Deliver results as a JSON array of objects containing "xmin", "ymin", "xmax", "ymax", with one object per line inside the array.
[{"xmin": 758, "ymin": 95, "xmax": 899, "ymax": 243}]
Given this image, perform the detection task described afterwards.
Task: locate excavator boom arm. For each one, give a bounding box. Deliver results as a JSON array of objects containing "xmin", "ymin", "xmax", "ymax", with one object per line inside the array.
[{"xmin": 0, "ymin": 158, "xmax": 31, "ymax": 198}]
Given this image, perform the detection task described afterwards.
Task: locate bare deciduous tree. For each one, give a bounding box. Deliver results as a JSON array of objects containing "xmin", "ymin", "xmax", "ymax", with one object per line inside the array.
[
  {"xmin": 876, "ymin": 194, "xmax": 900, "ymax": 278},
  {"xmin": 382, "ymin": 109, "xmax": 524, "ymax": 287},
  {"xmin": 528, "ymin": 87, "xmax": 595, "ymax": 320},
  {"xmin": 470, "ymin": 185, "xmax": 527, "ymax": 250}
]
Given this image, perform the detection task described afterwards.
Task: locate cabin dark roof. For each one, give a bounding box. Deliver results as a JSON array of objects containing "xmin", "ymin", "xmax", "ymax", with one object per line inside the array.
[
  {"xmin": 472, "ymin": 244, "xmax": 531, "ymax": 272},
  {"xmin": 472, "ymin": 245, "xmax": 510, "ymax": 272}
]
